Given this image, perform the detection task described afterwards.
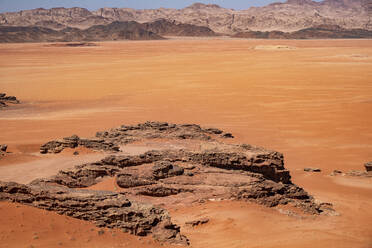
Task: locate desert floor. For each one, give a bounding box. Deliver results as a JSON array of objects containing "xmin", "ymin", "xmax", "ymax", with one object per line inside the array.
[{"xmin": 0, "ymin": 39, "xmax": 371, "ymax": 248}]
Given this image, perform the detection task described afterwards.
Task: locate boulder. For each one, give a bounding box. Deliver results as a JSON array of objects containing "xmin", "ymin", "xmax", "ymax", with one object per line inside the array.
[
  {"xmin": 364, "ymin": 161, "xmax": 372, "ymax": 172},
  {"xmin": 152, "ymin": 161, "xmax": 184, "ymax": 180}
]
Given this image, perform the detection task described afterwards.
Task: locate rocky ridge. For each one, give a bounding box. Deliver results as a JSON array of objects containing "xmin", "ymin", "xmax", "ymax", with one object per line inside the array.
[
  {"xmin": 1, "ymin": 122, "xmax": 336, "ymax": 244},
  {"xmin": 40, "ymin": 121, "xmax": 233, "ymax": 154},
  {"xmin": 0, "ymin": 0, "xmax": 371, "ymax": 35},
  {"xmin": 233, "ymin": 25, "xmax": 372, "ymax": 39},
  {"xmin": 0, "ymin": 19, "xmax": 217, "ymax": 43},
  {"xmin": 0, "ymin": 181, "xmax": 188, "ymax": 244}
]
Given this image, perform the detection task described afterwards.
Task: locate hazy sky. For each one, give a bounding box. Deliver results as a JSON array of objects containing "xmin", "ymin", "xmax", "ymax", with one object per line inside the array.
[{"xmin": 0, "ymin": 0, "xmax": 295, "ymax": 12}]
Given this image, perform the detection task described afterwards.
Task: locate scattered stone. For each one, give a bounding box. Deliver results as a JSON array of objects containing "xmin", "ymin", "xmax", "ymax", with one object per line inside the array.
[
  {"xmin": 185, "ymin": 218, "xmax": 209, "ymax": 227},
  {"xmin": 0, "ymin": 144, "xmax": 7, "ymax": 157},
  {"xmin": 345, "ymin": 170, "xmax": 372, "ymax": 177},
  {"xmin": 364, "ymin": 161, "xmax": 372, "ymax": 172},
  {"xmin": 221, "ymin": 133, "xmax": 234, "ymax": 138},
  {"xmin": 0, "ymin": 93, "xmax": 20, "ymax": 108},
  {"xmin": 304, "ymin": 168, "xmax": 321, "ymax": 172},
  {"xmin": 330, "ymin": 170, "xmax": 343, "ymax": 176},
  {"xmin": 0, "ymin": 144, "xmax": 7, "ymax": 152}
]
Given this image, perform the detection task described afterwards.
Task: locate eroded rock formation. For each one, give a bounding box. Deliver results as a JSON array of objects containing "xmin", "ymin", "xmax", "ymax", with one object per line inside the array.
[
  {"xmin": 1, "ymin": 122, "xmax": 336, "ymax": 244},
  {"xmin": 0, "ymin": 181, "xmax": 188, "ymax": 244},
  {"xmin": 40, "ymin": 121, "xmax": 233, "ymax": 154}
]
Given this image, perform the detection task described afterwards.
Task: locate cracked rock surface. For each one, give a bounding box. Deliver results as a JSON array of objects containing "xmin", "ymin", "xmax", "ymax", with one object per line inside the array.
[{"xmin": 0, "ymin": 122, "xmax": 335, "ymax": 245}]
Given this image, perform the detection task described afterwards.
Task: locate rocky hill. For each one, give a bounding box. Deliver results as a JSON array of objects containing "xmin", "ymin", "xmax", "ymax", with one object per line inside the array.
[
  {"xmin": 0, "ymin": 19, "xmax": 219, "ymax": 43},
  {"xmin": 0, "ymin": 0, "xmax": 371, "ymax": 35},
  {"xmin": 0, "ymin": 21, "xmax": 163, "ymax": 43},
  {"xmin": 233, "ymin": 25, "xmax": 372, "ymax": 39}
]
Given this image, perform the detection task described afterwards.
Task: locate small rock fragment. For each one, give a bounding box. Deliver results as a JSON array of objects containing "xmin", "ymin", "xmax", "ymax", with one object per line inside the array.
[
  {"xmin": 185, "ymin": 218, "xmax": 209, "ymax": 227},
  {"xmin": 0, "ymin": 144, "xmax": 7, "ymax": 152},
  {"xmin": 364, "ymin": 161, "xmax": 372, "ymax": 172},
  {"xmin": 304, "ymin": 168, "xmax": 321, "ymax": 172}
]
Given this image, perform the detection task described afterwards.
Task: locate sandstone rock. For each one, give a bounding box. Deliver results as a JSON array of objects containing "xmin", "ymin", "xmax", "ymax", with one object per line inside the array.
[
  {"xmin": 152, "ymin": 161, "xmax": 184, "ymax": 180},
  {"xmin": 41, "ymin": 122, "xmax": 234, "ymax": 154},
  {"xmin": 116, "ymin": 173, "xmax": 155, "ymax": 188},
  {"xmin": 136, "ymin": 186, "xmax": 193, "ymax": 197},
  {"xmin": 9, "ymin": 121, "xmax": 336, "ymax": 245},
  {"xmin": 0, "ymin": 93, "xmax": 20, "ymax": 108},
  {"xmin": 40, "ymin": 135, "xmax": 120, "ymax": 154},
  {"xmin": 304, "ymin": 168, "xmax": 321, "ymax": 172},
  {"xmin": 364, "ymin": 161, "xmax": 372, "ymax": 172},
  {"xmin": 0, "ymin": 181, "xmax": 188, "ymax": 244}
]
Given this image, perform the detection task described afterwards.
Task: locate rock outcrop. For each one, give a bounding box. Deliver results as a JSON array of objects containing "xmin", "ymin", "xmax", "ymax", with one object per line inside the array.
[
  {"xmin": 40, "ymin": 121, "xmax": 233, "ymax": 154},
  {"xmin": 1, "ymin": 122, "xmax": 336, "ymax": 244},
  {"xmin": 0, "ymin": 93, "xmax": 19, "ymax": 108},
  {"xmin": 0, "ymin": 0, "xmax": 371, "ymax": 35},
  {"xmin": 40, "ymin": 135, "xmax": 120, "ymax": 154},
  {"xmin": 0, "ymin": 181, "xmax": 188, "ymax": 244},
  {"xmin": 35, "ymin": 136, "xmax": 332, "ymax": 214}
]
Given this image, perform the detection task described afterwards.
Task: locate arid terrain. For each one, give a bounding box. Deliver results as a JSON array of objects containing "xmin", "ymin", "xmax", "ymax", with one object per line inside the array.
[{"xmin": 0, "ymin": 39, "xmax": 372, "ymax": 247}]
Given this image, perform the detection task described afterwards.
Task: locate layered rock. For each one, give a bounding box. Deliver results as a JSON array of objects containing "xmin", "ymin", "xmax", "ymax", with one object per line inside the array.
[
  {"xmin": 2, "ymin": 122, "xmax": 336, "ymax": 244},
  {"xmin": 1, "ymin": 0, "xmax": 371, "ymax": 35},
  {"xmin": 40, "ymin": 121, "xmax": 233, "ymax": 154},
  {"xmin": 0, "ymin": 181, "xmax": 188, "ymax": 244},
  {"xmin": 34, "ymin": 140, "xmax": 333, "ymax": 214},
  {"xmin": 40, "ymin": 135, "xmax": 120, "ymax": 154}
]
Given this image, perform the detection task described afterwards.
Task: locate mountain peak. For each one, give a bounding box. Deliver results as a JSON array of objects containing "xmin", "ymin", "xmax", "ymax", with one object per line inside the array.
[
  {"xmin": 186, "ymin": 3, "xmax": 222, "ymax": 10},
  {"xmin": 286, "ymin": 0, "xmax": 317, "ymax": 5}
]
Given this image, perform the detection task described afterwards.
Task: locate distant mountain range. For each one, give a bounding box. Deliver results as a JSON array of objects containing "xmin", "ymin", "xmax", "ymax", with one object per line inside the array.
[
  {"xmin": 0, "ymin": 20, "xmax": 217, "ymax": 43},
  {"xmin": 0, "ymin": 0, "xmax": 371, "ymax": 42}
]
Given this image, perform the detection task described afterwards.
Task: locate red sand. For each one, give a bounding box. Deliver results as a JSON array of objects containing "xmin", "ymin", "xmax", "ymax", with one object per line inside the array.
[{"xmin": 0, "ymin": 39, "xmax": 371, "ymax": 247}]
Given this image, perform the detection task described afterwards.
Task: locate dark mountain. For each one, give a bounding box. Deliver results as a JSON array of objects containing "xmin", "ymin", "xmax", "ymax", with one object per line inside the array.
[
  {"xmin": 233, "ymin": 25, "xmax": 372, "ymax": 39},
  {"xmin": 0, "ymin": 21, "xmax": 164, "ymax": 43},
  {"xmin": 142, "ymin": 19, "xmax": 217, "ymax": 36}
]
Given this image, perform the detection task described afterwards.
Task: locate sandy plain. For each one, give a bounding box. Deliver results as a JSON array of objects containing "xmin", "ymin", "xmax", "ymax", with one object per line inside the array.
[{"xmin": 0, "ymin": 39, "xmax": 371, "ymax": 247}]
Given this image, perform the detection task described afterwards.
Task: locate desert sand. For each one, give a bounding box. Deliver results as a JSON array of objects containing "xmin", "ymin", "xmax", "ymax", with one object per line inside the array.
[{"xmin": 0, "ymin": 39, "xmax": 371, "ymax": 247}]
